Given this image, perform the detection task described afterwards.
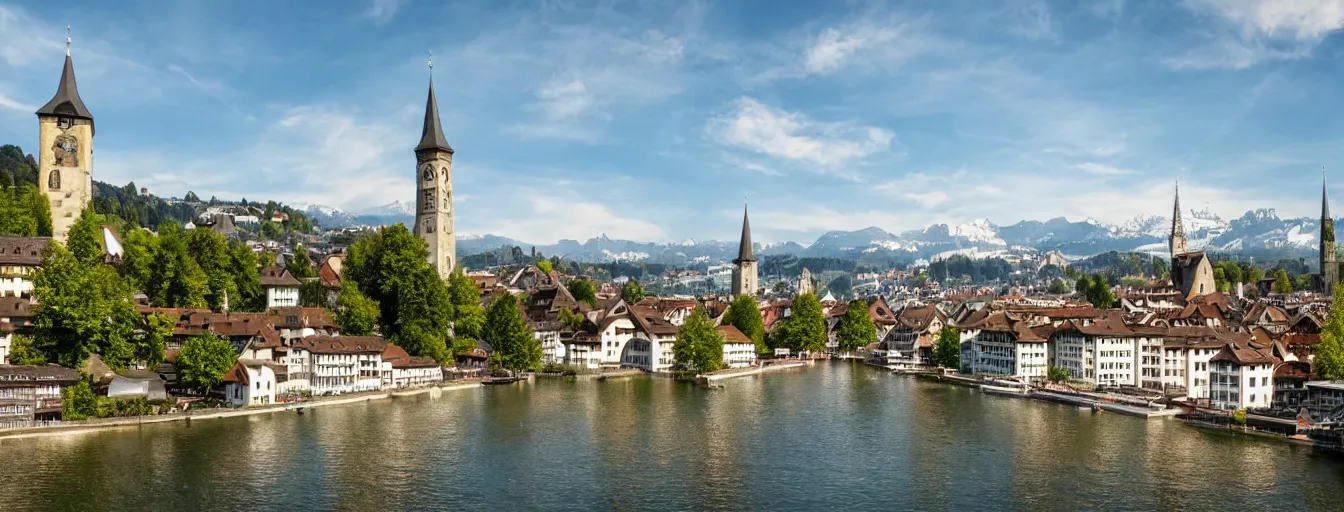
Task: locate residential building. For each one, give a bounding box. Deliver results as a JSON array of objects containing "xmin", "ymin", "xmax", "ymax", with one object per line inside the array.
[
  {"xmin": 0, "ymin": 237, "xmax": 48, "ymax": 299},
  {"xmin": 961, "ymin": 312, "xmax": 1050, "ymax": 380},
  {"xmin": 717, "ymin": 325, "xmax": 758, "ymax": 369},
  {"xmin": 260, "ymin": 267, "xmax": 301, "ymax": 308},
  {"xmin": 624, "ymin": 305, "xmax": 681, "ymax": 372},
  {"xmin": 380, "ymin": 344, "xmax": 443, "ymax": 389},
  {"xmin": 1208, "ymin": 343, "xmax": 1275, "ymax": 411},
  {"xmin": 222, "ymin": 360, "xmax": 278, "ymax": 407},
  {"xmin": 292, "ymin": 336, "xmax": 387, "ymax": 395},
  {"xmin": 0, "ymin": 364, "xmax": 78, "ymax": 429},
  {"xmin": 877, "ymin": 305, "xmax": 944, "ymax": 368},
  {"xmin": 1047, "ymin": 314, "xmax": 1165, "ymax": 389}
]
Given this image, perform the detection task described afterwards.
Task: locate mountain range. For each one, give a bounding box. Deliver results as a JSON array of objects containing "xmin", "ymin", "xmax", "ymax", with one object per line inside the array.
[{"xmin": 296, "ymin": 203, "xmax": 1328, "ymax": 265}]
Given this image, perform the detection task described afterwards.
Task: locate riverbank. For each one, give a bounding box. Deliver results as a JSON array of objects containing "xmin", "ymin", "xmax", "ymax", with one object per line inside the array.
[{"xmin": 0, "ymin": 381, "xmax": 482, "ymax": 442}]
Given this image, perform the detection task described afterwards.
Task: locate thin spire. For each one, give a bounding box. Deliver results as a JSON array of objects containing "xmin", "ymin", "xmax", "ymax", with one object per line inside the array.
[
  {"xmin": 1324, "ymin": 167, "xmax": 1331, "ymax": 220},
  {"xmin": 734, "ymin": 203, "xmax": 755, "ymax": 263},
  {"xmin": 414, "ymin": 61, "xmax": 453, "ymax": 154},
  {"xmin": 428, "ymin": 50, "xmax": 433, "ymax": 78},
  {"xmin": 37, "ymin": 27, "xmax": 94, "ymax": 134},
  {"xmin": 1171, "ymin": 180, "xmax": 1184, "ymax": 238},
  {"xmin": 66, "ymin": 25, "xmax": 71, "ymax": 57}
]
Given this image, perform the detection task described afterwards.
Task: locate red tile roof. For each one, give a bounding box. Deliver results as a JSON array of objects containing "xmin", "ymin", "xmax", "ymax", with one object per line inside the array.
[
  {"xmin": 717, "ymin": 325, "xmax": 752, "ymax": 345},
  {"xmin": 259, "ymin": 266, "xmax": 301, "ymax": 287},
  {"xmin": 294, "ymin": 335, "xmax": 388, "ymax": 354}
]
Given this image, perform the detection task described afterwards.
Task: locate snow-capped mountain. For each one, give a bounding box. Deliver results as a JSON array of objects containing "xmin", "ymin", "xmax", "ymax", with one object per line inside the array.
[{"xmin": 368, "ymin": 200, "xmax": 415, "ymax": 217}]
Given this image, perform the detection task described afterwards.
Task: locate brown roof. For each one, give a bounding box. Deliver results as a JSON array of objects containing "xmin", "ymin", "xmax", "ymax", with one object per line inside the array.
[
  {"xmin": 268, "ymin": 307, "xmax": 337, "ymax": 330},
  {"xmin": 629, "ymin": 305, "xmax": 680, "ymax": 336},
  {"xmin": 318, "ymin": 260, "xmax": 341, "ymax": 288},
  {"xmin": 1209, "ymin": 343, "xmax": 1275, "ymax": 366},
  {"xmin": 0, "ymin": 297, "xmax": 33, "ymax": 320},
  {"xmin": 1282, "ymin": 333, "xmax": 1321, "ymax": 347},
  {"xmin": 895, "ymin": 305, "xmax": 939, "ymax": 331},
  {"xmin": 717, "ymin": 325, "xmax": 752, "ymax": 344},
  {"xmin": 259, "ymin": 266, "xmax": 301, "ymax": 287},
  {"xmin": 1276, "ymin": 361, "xmax": 1313, "ymax": 380},
  {"xmin": 0, "ymin": 237, "xmax": 49, "ymax": 266},
  {"xmin": 0, "ymin": 364, "xmax": 79, "ymax": 384},
  {"xmin": 221, "ymin": 361, "xmax": 250, "ymax": 385},
  {"xmin": 294, "ymin": 335, "xmax": 388, "ymax": 354}
]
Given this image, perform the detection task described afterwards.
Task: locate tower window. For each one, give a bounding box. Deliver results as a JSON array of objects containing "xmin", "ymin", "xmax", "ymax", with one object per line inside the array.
[
  {"xmin": 422, "ymin": 189, "xmax": 436, "ymax": 212},
  {"xmin": 48, "ymin": 170, "xmax": 61, "ymax": 190},
  {"xmin": 57, "ymin": 117, "xmax": 73, "ymax": 129}
]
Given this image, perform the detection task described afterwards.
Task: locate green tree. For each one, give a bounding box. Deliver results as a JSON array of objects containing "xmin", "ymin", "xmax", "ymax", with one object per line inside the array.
[
  {"xmin": 1295, "ymin": 273, "xmax": 1313, "ymax": 293},
  {"xmin": 621, "ymin": 280, "xmax": 645, "ymax": 304},
  {"xmin": 1047, "ymin": 278, "xmax": 1070, "ymax": 294},
  {"xmin": 772, "ymin": 293, "xmax": 827, "ymax": 352},
  {"xmin": 176, "ymin": 333, "xmax": 237, "ymax": 392},
  {"xmin": 185, "ymin": 227, "xmax": 237, "ymax": 311},
  {"xmin": 567, "ymin": 279, "xmax": 598, "ymax": 308},
  {"xmin": 343, "ymin": 225, "xmax": 453, "ymax": 361},
  {"xmin": 33, "ymin": 244, "xmax": 140, "ymax": 368},
  {"xmin": 1213, "ymin": 267, "xmax": 1228, "ymax": 292},
  {"xmin": 447, "ymin": 270, "xmax": 486, "ymax": 341},
  {"xmin": 287, "ymin": 247, "xmax": 317, "ymax": 279},
  {"xmin": 299, "ymin": 280, "xmax": 326, "ymax": 308},
  {"xmin": 1316, "ymin": 286, "xmax": 1344, "ymax": 380},
  {"xmin": 1085, "ymin": 274, "xmax": 1116, "ymax": 309},
  {"xmin": 147, "ymin": 223, "xmax": 209, "ymax": 308},
  {"xmin": 834, "ymin": 299, "xmax": 876, "ymax": 352},
  {"xmin": 67, "ymin": 208, "xmax": 104, "ymax": 265},
  {"xmin": 558, "ymin": 307, "xmax": 584, "ymax": 331},
  {"xmin": 932, "ymin": 327, "xmax": 961, "ymax": 369},
  {"xmin": 724, "ymin": 294, "xmax": 767, "ymax": 355},
  {"xmin": 672, "ymin": 307, "xmax": 723, "ymax": 374},
  {"xmin": 335, "ymin": 280, "xmax": 380, "ymax": 336},
  {"xmin": 1246, "ymin": 266, "xmax": 1265, "ymax": 286},
  {"xmin": 61, "ymin": 377, "xmax": 101, "ymax": 421},
  {"xmin": 1047, "ymin": 365, "xmax": 1070, "ymax": 383},
  {"xmin": 1233, "ymin": 409, "xmax": 1248, "ymax": 426},
  {"xmin": 259, "ymin": 220, "xmax": 283, "ymax": 240},
  {"xmin": 119, "ymin": 228, "xmax": 156, "ymax": 294},
  {"xmin": 536, "ymin": 260, "xmax": 553, "ymax": 274},
  {"xmin": 482, "ymin": 293, "xmax": 541, "ymax": 371},
  {"xmin": 7, "ymin": 334, "xmax": 47, "ymax": 365},
  {"xmin": 1075, "ymin": 275, "xmax": 1092, "ymax": 295},
  {"xmin": 228, "ymin": 242, "xmax": 264, "ymax": 311},
  {"xmin": 137, "ymin": 312, "xmax": 173, "ymax": 367},
  {"xmin": 1272, "ymin": 268, "xmax": 1293, "ymax": 294}
]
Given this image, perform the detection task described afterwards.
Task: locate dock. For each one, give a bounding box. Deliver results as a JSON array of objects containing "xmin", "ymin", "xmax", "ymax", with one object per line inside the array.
[{"xmin": 596, "ymin": 369, "xmax": 645, "ymax": 381}]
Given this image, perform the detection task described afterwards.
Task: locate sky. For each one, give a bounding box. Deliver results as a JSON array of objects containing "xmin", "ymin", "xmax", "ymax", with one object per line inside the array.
[{"xmin": 3, "ymin": 0, "xmax": 1344, "ymax": 245}]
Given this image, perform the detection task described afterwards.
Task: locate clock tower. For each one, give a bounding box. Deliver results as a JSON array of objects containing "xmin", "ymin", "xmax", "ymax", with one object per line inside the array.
[
  {"xmin": 414, "ymin": 70, "xmax": 455, "ymax": 279},
  {"xmin": 36, "ymin": 29, "xmax": 94, "ymax": 243}
]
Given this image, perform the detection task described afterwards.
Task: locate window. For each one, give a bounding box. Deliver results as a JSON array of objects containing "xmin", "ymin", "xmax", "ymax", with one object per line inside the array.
[{"xmin": 57, "ymin": 117, "xmax": 73, "ymax": 129}]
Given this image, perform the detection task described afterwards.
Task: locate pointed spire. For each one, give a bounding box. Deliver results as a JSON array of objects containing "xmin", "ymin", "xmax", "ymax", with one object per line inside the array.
[
  {"xmin": 415, "ymin": 69, "xmax": 453, "ymax": 154},
  {"xmin": 36, "ymin": 26, "xmax": 94, "ymax": 133},
  {"xmin": 1171, "ymin": 181, "xmax": 1185, "ymax": 238},
  {"xmin": 734, "ymin": 203, "xmax": 755, "ymax": 263},
  {"xmin": 1324, "ymin": 167, "xmax": 1331, "ymax": 220}
]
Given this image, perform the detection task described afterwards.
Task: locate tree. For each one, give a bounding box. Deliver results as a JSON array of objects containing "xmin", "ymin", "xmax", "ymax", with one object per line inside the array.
[
  {"xmin": 558, "ymin": 307, "xmax": 584, "ymax": 331},
  {"xmin": 147, "ymin": 223, "xmax": 209, "ymax": 308},
  {"xmin": 299, "ymin": 279, "xmax": 326, "ymax": 308},
  {"xmin": 335, "ymin": 280, "xmax": 380, "ymax": 336},
  {"xmin": 287, "ymin": 247, "xmax": 316, "ymax": 279},
  {"xmin": 184, "ymin": 191, "xmax": 200, "ymax": 202},
  {"xmin": 1075, "ymin": 275, "xmax": 1092, "ymax": 295},
  {"xmin": 724, "ymin": 294, "xmax": 766, "ymax": 355},
  {"xmin": 482, "ymin": 293, "xmax": 541, "ymax": 371},
  {"xmin": 61, "ymin": 377, "xmax": 100, "ymax": 421},
  {"xmin": 260, "ymin": 220, "xmax": 283, "ymax": 240},
  {"xmin": 834, "ymin": 299, "xmax": 876, "ymax": 352},
  {"xmin": 119, "ymin": 228, "xmax": 156, "ymax": 294},
  {"xmin": 67, "ymin": 208, "xmax": 104, "ymax": 265},
  {"xmin": 1316, "ymin": 286, "xmax": 1344, "ymax": 380},
  {"xmin": 932, "ymin": 327, "xmax": 960, "ymax": 370},
  {"xmin": 772, "ymin": 293, "xmax": 827, "ymax": 352},
  {"xmin": 1085, "ymin": 274, "xmax": 1116, "ymax": 309},
  {"xmin": 672, "ymin": 307, "xmax": 723, "ymax": 374},
  {"xmin": 228, "ymin": 242, "xmax": 264, "ymax": 312},
  {"xmin": 621, "ymin": 280, "xmax": 645, "ymax": 304},
  {"xmin": 536, "ymin": 260, "xmax": 553, "ymax": 274},
  {"xmin": 1047, "ymin": 365, "xmax": 1070, "ymax": 383},
  {"xmin": 1295, "ymin": 273, "xmax": 1313, "ymax": 293},
  {"xmin": 566, "ymin": 279, "xmax": 598, "ymax": 308},
  {"xmin": 1272, "ymin": 268, "xmax": 1293, "ymax": 294},
  {"xmin": 1213, "ymin": 268, "xmax": 1228, "ymax": 292},
  {"xmin": 137, "ymin": 312, "xmax": 173, "ymax": 367},
  {"xmin": 343, "ymin": 224, "xmax": 453, "ymax": 361},
  {"xmin": 185, "ymin": 227, "xmax": 237, "ymax": 311},
  {"xmin": 8, "ymin": 334, "xmax": 47, "ymax": 365},
  {"xmin": 1048, "ymin": 278, "xmax": 1070, "ymax": 294},
  {"xmin": 33, "ymin": 244, "xmax": 141, "ymax": 369},
  {"xmin": 176, "ymin": 333, "xmax": 237, "ymax": 392},
  {"xmin": 447, "ymin": 270, "xmax": 486, "ymax": 341}
]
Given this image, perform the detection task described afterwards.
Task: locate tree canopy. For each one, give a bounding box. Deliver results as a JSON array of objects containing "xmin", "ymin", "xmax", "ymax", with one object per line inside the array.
[
  {"xmin": 32, "ymin": 243, "xmax": 152, "ymax": 369},
  {"xmin": 177, "ymin": 333, "xmax": 237, "ymax": 392},
  {"xmin": 335, "ymin": 280, "xmax": 380, "ymax": 336},
  {"xmin": 672, "ymin": 307, "xmax": 723, "ymax": 374},
  {"xmin": 621, "ymin": 280, "xmax": 645, "ymax": 304},
  {"xmin": 932, "ymin": 327, "xmax": 960, "ymax": 370},
  {"xmin": 1317, "ymin": 287, "xmax": 1344, "ymax": 380},
  {"xmin": 566, "ymin": 279, "xmax": 598, "ymax": 308},
  {"xmin": 482, "ymin": 293, "xmax": 541, "ymax": 371},
  {"xmin": 447, "ymin": 270, "xmax": 485, "ymax": 344},
  {"xmin": 771, "ymin": 293, "xmax": 827, "ymax": 352},
  {"xmin": 834, "ymin": 299, "xmax": 876, "ymax": 352},
  {"xmin": 1272, "ymin": 268, "xmax": 1293, "ymax": 294},
  {"xmin": 343, "ymin": 224, "xmax": 453, "ymax": 361},
  {"xmin": 724, "ymin": 294, "xmax": 766, "ymax": 355}
]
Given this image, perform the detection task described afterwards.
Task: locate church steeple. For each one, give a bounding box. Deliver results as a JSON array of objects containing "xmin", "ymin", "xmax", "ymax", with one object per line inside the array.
[
  {"xmin": 1324, "ymin": 168, "xmax": 1331, "ymax": 220},
  {"xmin": 415, "ymin": 77, "xmax": 453, "ymax": 154},
  {"xmin": 1169, "ymin": 182, "xmax": 1187, "ymax": 258},
  {"xmin": 734, "ymin": 204, "xmax": 755, "ymax": 264},
  {"xmin": 36, "ymin": 27, "xmax": 94, "ymax": 134},
  {"xmin": 1322, "ymin": 168, "xmax": 1337, "ymax": 295},
  {"xmin": 731, "ymin": 203, "xmax": 758, "ymax": 297}
]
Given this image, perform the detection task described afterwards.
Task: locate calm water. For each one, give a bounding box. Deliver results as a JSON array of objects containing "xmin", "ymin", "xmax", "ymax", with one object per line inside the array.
[{"xmin": 1, "ymin": 362, "xmax": 1341, "ymax": 511}]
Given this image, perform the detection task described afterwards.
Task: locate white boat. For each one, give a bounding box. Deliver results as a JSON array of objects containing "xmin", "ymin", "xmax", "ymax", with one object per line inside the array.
[{"xmin": 980, "ymin": 380, "xmax": 1031, "ymax": 397}]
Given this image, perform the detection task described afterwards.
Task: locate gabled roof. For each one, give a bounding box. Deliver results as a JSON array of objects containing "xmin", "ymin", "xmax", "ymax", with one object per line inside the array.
[
  {"xmin": 0, "ymin": 236, "xmax": 50, "ymax": 266},
  {"xmin": 716, "ymin": 325, "xmax": 752, "ymax": 345},
  {"xmin": 294, "ymin": 335, "xmax": 388, "ymax": 354},
  {"xmin": 259, "ymin": 266, "xmax": 301, "ymax": 287},
  {"xmin": 1209, "ymin": 343, "xmax": 1275, "ymax": 366},
  {"xmin": 35, "ymin": 55, "xmax": 95, "ymax": 133},
  {"xmin": 629, "ymin": 305, "xmax": 680, "ymax": 337},
  {"xmin": 415, "ymin": 79, "xmax": 454, "ymax": 153}
]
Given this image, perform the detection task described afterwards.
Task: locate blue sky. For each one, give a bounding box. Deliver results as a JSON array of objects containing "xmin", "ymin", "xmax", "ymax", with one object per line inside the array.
[{"xmin": 2, "ymin": 0, "xmax": 1344, "ymax": 245}]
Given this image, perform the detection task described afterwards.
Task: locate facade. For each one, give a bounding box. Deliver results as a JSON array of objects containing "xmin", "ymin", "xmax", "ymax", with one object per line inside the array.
[
  {"xmin": 1208, "ymin": 344, "xmax": 1275, "ymax": 411},
  {"xmin": 1168, "ymin": 184, "xmax": 1216, "ymax": 300},
  {"xmin": 1321, "ymin": 171, "xmax": 1337, "ymax": 295},
  {"xmin": 731, "ymin": 205, "xmax": 758, "ymax": 297},
  {"xmin": 624, "ymin": 305, "xmax": 681, "ymax": 372},
  {"xmin": 878, "ymin": 305, "xmax": 944, "ymax": 369},
  {"xmin": 222, "ymin": 360, "xmax": 278, "ymax": 407},
  {"xmin": 260, "ymin": 267, "xmax": 301, "ymax": 308},
  {"xmin": 962, "ymin": 313, "xmax": 1049, "ymax": 380},
  {"xmin": 380, "ymin": 344, "xmax": 443, "ymax": 389},
  {"xmin": 36, "ymin": 38, "xmax": 94, "ymax": 243},
  {"xmin": 0, "ymin": 364, "xmax": 78, "ymax": 429},
  {"xmin": 798, "ymin": 268, "xmax": 814, "ymax": 296},
  {"xmin": 292, "ymin": 336, "xmax": 387, "ymax": 395},
  {"xmin": 717, "ymin": 325, "xmax": 758, "ymax": 369},
  {"xmin": 0, "ymin": 237, "xmax": 48, "ymax": 299},
  {"xmin": 414, "ymin": 74, "xmax": 456, "ymax": 279},
  {"xmin": 1048, "ymin": 316, "xmax": 1164, "ymax": 389}
]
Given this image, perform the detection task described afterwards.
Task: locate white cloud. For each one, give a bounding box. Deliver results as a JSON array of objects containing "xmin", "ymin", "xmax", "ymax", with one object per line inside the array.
[
  {"xmin": 0, "ymin": 92, "xmax": 32, "ymax": 112},
  {"xmin": 1007, "ymin": 1, "xmax": 1058, "ymax": 41},
  {"xmin": 709, "ymin": 97, "xmax": 894, "ymax": 174},
  {"xmin": 533, "ymin": 79, "xmax": 596, "ymax": 121},
  {"xmin": 1172, "ymin": 0, "xmax": 1344, "ymax": 69},
  {"xmin": 1074, "ymin": 162, "xmax": 1135, "ymax": 176},
  {"xmin": 365, "ymin": 0, "xmax": 400, "ymax": 24},
  {"xmin": 477, "ymin": 190, "xmax": 670, "ymax": 244},
  {"xmin": 905, "ymin": 191, "xmax": 950, "ymax": 207},
  {"xmin": 785, "ymin": 18, "xmax": 934, "ymax": 78}
]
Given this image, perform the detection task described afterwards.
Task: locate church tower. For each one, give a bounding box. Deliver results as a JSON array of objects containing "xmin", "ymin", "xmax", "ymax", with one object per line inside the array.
[
  {"xmin": 1322, "ymin": 169, "xmax": 1336, "ymax": 295},
  {"xmin": 36, "ymin": 29, "xmax": 94, "ymax": 243},
  {"xmin": 1169, "ymin": 182, "xmax": 1187, "ymax": 260},
  {"xmin": 731, "ymin": 205, "xmax": 758, "ymax": 297},
  {"xmin": 414, "ymin": 64, "xmax": 455, "ymax": 279}
]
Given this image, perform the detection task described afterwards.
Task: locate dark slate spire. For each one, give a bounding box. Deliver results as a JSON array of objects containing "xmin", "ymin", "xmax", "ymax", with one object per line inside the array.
[
  {"xmin": 415, "ymin": 78, "xmax": 453, "ymax": 153},
  {"xmin": 35, "ymin": 53, "xmax": 95, "ymax": 134},
  {"xmin": 1171, "ymin": 182, "xmax": 1185, "ymax": 238},
  {"xmin": 734, "ymin": 204, "xmax": 755, "ymax": 264},
  {"xmin": 1324, "ymin": 168, "xmax": 1331, "ymax": 220}
]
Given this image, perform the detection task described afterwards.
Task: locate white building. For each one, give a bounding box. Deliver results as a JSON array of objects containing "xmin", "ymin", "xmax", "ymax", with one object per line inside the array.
[
  {"xmin": 292, "ymin": 336, "xmax": 387, "ymax": 395},
  {"xmin": 596, "ymin": 301, "xmax": 638, "ymax": 367},
  {"xmin": 717, "ymin": 325, "xmax": 758, "ymax": 369},
  {"xmin": 0, "ymin": 236, "xmax": 47, "ymax": 299},
  {"xmin": 222, "ymin": 360, "xmax": 278, "ymax": 407},
  {"xmin": 623, "ymin": 305, "xmax": 681, "ymax": 372},
  {"xmin": 961, "ymin": 313, "xmax": 1049, "ymax": 381},
  {"xmin": 380, "ymin": 344, "xmax": 443, "ymax": 389},
  {"xmin": 1160, "ymin": 327, "xmax": 1251, "ymax": 399},
  {"xmin": 260, "ymin": 266, "xmax": 301, "ymax": 309},
  {"xmin": 1209, "ymin": 343, "xmax": 1275, "ymax": 410},
  {"xmin": 1048, "ymin": 316, "xmax": 1165, "ymax": 389}
]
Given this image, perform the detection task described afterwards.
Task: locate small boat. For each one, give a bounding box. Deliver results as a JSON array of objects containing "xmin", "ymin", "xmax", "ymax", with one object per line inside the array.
[
  {"xmin": 483, "ymin": 376, "xmax": 526, "ymax": 385},
  {"xmin": 980, "ymin": 384, "xmax": 1030, "ymax": 397}
]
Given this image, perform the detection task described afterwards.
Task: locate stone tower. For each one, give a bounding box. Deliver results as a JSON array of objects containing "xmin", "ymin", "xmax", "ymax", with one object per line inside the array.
[
  {"xmin": 414, "ymin": 75, "xmax": 455, "ymax": 279},
  {"xmin": 36, "ymin": 33, "xmax": 94, "ymax": 243},
  {"xmin": 731, "ymin": 205, "xmax": 758, "ymax": 297},
  {"xmin": 1322, "ymin": 169, "xmax": 1336, "ymax": 295},
  {"xmin": 798, "ymin": 267, "xmax": 814, "ymax": 296},
  {"xmin": 1169, "ymin": 182, "xmax": 1187, "ymax": 261}
]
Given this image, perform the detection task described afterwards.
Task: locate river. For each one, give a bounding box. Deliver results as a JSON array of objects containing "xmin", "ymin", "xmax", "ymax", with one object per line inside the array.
[{"xmin": 0, "ymin": 362, "xmax": 1340, "ymax": 511}]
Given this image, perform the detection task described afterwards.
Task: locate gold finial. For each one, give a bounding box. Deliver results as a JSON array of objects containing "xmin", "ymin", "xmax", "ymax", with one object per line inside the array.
[{"xmin": 66, "ymin": 25, "xmax": 71, "ymax": 56}]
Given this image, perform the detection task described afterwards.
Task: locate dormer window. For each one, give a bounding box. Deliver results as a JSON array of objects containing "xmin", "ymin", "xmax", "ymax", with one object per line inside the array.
[{"xmin": 56, "ymin": 117, "xmax": 73, "ymax": 129}]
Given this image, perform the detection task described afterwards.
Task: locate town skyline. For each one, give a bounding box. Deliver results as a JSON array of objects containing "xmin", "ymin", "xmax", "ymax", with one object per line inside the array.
[{"xmin": 5, "ymin": 1, "xmax": 1344, "ymax": 244}]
